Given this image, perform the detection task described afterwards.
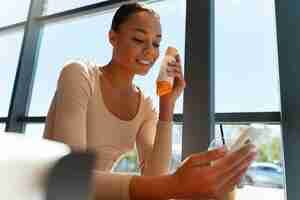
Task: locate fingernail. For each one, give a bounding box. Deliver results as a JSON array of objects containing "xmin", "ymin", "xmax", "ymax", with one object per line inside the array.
[
  {"xmin": 251, "ymin": 153, "xmax": 257, "ymax": 160},
  {"xmin": 250, "ymin": 147, "xmax": 257, "ymax": 153},
  {"xmin": 169, "ymin": 61, "xmax": 176, "ymax": 65}
]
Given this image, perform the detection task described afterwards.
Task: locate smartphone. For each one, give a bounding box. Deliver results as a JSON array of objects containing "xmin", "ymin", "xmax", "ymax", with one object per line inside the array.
[{"xmin": 229, "ymin": 128, "xmax": 253, "ymax": 152}]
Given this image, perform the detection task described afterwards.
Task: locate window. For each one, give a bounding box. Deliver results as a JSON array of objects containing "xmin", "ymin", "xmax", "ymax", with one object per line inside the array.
[
  {"xmin": 215, "ymin": 0, "xmax": 280, "ymax": 112},
  {"xmin": 43, "ymin": 0, "xmax": 107, "ymax": 15},
  {"xmin": 0, "ymin": 0, "xmax": 31, "ymax": 27},
  {"xmin": 0, "ymin": 30, "xmax": 24, "ymax": 116},
  {"xmin": 30, "ymin": 0, "xmax": 186, "ymax": 115},
  {"xmin": 215, "ymin": 124, "xmax": 284, "ymax": 200}
]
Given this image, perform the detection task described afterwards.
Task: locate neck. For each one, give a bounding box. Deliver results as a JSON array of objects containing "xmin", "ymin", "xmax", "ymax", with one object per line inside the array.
[{"xmin": 101, "ymin": 60, "xmax": 135, "ymax": 93}]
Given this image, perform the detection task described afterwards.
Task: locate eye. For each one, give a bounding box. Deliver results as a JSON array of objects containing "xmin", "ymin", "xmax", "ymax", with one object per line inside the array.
[
  {"xmin": 153, "ymin": 43, "xmax": 160, "ymax": 48},
  {"xmin": 133, "ymin": 38, "xmax": 160, "ymax": 48},
  {"xmin": 133, "ymin": 38, "xmax": 144, "ymax": 43}
]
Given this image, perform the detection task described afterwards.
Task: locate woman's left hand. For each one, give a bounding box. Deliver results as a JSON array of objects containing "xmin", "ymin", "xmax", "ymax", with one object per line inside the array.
[{"xmin": 162, "ymin": 53, "xmax": 186, "ymax": 103}]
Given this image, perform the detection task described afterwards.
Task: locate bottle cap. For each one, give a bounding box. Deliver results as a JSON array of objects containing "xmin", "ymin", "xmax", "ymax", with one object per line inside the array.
[{"xmin": 165, "ymin": 46, "xmax": 178, "ymax": 57}]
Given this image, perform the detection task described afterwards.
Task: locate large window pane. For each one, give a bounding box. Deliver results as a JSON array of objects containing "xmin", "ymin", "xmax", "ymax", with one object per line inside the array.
[
  {"xmin": 215, "ymin": 124, "xmax": 284, "ymax": 200},
  {"xmin": 43, "ymin": 0, "xmax": 107, "ymax": 15},
  {"xmin": 0, "ymin": 30, "xmax": 24, "ymax": 116},
  {"xmin": 30, "ymin": 0, "xmax": 185, "ymax": 115},
  {"xmin": 0, "ymin": 1, "xmax": 31, "ymax": 28},
  {"xmin": 215, "ymin": 0, "xmax": 280, "ymax": 112},
  {"xmin": 24, "ymin": 124, "xmax": 45, "ymax": 138},
  {"xmin": 0, "ymin": 124, "xmax": 5, "ymax": 132}
]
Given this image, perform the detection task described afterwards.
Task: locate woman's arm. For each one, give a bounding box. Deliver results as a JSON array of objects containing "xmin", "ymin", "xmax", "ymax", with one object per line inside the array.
[
  {"xmin": 135, "ymin": 53, "xmax": 183, "ymax": 176},
  {"xmin": 130, "ymin": 145, "xmax": 257, "ymax": 200},
  {"xmin": 135, "ymin": 97, "xmax": 173, "ymax": 176}
]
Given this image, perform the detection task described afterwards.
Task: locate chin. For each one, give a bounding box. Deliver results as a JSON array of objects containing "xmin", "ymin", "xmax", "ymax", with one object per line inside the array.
[
  {"xmin": 136, "ymin": 70, "xmax": 149, "ymax": 76},
  {"xmin": 135, "ymin": 66, "xmax": 151, "ymax": 76}
]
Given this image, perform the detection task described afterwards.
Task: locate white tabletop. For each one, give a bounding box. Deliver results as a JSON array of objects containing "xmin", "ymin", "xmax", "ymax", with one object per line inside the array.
[{"xmin": 0, "ymin": 132, "xmax": 71, "ymax": 200}]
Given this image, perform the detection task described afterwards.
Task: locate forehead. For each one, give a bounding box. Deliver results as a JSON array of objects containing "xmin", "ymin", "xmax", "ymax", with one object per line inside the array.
[{"xmin": 121, "ymin": 11, "xmax": 161, "ymax": 36}]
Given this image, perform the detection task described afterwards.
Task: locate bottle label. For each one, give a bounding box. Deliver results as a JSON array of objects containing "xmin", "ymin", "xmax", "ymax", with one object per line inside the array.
[{"xmin": 156, "ymin": 55, "xmax": 176, "ymax": 96}]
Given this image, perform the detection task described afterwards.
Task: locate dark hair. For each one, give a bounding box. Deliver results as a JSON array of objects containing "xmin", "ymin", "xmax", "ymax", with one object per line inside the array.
[{"xmin": 111, "ymin": 2, "xmax": 159, "ymax": 32}]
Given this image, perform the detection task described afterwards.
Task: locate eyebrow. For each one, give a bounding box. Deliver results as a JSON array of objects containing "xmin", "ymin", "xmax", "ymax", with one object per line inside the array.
[{"xmin": 134, "ymin": 28, "xmax": 162, "ymax": 38}]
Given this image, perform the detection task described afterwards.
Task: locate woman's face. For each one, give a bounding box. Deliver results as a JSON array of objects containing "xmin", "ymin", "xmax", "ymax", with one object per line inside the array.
[{"xmin": 109, "ymin": 11, "xmax": 161, "ymax": 76}]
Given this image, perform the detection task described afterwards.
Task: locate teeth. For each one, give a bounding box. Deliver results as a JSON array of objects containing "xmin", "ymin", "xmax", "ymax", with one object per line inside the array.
[{"xmin": 139, "ymin": 60, "xmax": 150, "ymax": 65}]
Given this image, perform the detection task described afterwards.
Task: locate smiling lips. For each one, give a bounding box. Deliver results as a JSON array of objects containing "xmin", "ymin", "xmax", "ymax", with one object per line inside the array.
[{"xmin": 137, "ymin": 59, "xmax": 151, "ymax": 66}]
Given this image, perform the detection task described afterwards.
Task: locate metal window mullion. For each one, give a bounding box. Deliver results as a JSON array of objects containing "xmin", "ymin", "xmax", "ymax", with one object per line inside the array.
[
  {"xmin": 215, "ymin": 112, "xmax": 281, "ymax": 124},
  {"xmin": 0, "ymin": 118, "xmax": 7, "ymax": 123},
  {"xmin": 36, "ymin": 0, "xmax": 163, "ymax": 25},
  {"xmin": 19, "ymin": 114, "xmax": 183, "ymax": 124},
  {"xmin": 0, "ymin": 22, "xmax": 26, "ymax": 34},
  {"xmin": 275, "ymin": 0, "xmax": 300, "ymax": 199},
  {"xmin": 5, "ymin": 0, "xmax": 45, "ymax": 133},
  {"xmin": 37, "ymin": 0, "xmax": 128, "ymax": 25},
  {"xmin": 19, "ymin": 111, "xmax": 281, "ymax": 125},
  {"xmin": 182, "ymin": 0, "xmax": 214, "ymax": 159}
]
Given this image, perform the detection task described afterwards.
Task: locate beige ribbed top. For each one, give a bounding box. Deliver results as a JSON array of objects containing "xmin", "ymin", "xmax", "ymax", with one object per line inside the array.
[{"xmin": 43, "ymin": 60, "xmax": 172, "ymax": 200}]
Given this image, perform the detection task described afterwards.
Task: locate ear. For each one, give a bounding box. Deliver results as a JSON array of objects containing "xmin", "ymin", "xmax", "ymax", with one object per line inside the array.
[{"xmin": 108, "ymin": 30, "xmax": 118, "ymax": 47}]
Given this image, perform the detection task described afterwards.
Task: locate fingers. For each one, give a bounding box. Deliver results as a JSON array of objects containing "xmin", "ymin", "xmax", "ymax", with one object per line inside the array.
[
  {"xmin": 167, "ymin": 53, "xmax": 183, "ymax": 74},
  {"xmin": 217, "ymin": 164, "xmax": 250, "ymax": 199},
  {"xmin": 166, "ymin": 68, "xmax": 182, "ymax": 78},
  {"xmin": 167, "ymin": 62, "xmax": 182, "ymax": 77},
  {"xmin": 219, "ymin": 149, "xmax": 255, "ymax": 190},
  {"xmin": 167, "ymin": 60, "xmax": 186, "ymax": 89},
  {"xmin": 212, "ymin": 144, "xmax": 256, "ymax": 182},
  {"xmin": 185, "ymin": 147, "xmax": 227, "ymax": 168},
  {"xmin": 175, "ymin": 53, "xmax": 181, "ymax": 63},
  {"xmin": 214, "ymin": 144, "xmax": 256, "ymax": 169}
]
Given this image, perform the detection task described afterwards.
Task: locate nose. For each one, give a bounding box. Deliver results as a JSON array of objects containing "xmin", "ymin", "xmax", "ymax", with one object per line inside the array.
[{"xmin": 143, "ymin": 42, "xmax": 156, "ymax": 59}]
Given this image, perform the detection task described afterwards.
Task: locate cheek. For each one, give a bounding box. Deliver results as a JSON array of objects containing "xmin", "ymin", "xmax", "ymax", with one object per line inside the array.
[
  {"xmin": 123, "ymin": 41, "xmax": 140, "ymax": 54},
  {"xmin": 154, "ymin": 49, "xmax": 160, "ymax": 61},
  {"xmin": 117, "ymin": 43, "xmax": 137, "ymax": 61}
]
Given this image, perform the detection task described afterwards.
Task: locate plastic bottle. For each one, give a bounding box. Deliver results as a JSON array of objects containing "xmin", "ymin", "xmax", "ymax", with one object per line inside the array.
[{"xmin": 156, "ymin": 46, "xmax": 179, "ymax": 96}]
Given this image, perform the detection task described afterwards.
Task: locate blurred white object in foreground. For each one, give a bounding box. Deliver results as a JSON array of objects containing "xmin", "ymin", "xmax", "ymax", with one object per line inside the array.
[{"xmin": 0, "ymin": 132, "xmax": 70, "ymax": 200}]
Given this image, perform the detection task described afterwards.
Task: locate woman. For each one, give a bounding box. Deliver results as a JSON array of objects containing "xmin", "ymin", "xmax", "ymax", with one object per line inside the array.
[{"xmin": 44, "ymin": 3, "xmax": 256, "ymax": 200}]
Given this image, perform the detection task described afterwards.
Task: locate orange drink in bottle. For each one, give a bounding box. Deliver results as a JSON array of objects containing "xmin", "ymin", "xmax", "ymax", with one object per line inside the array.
[{"xmin": 156, "ymin": 46, "xmax": 178, "ymax": 96}]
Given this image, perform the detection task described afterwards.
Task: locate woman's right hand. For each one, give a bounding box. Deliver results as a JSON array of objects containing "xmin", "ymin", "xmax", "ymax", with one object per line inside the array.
[{"xmin": 171, "ymin": 144, "xmax": 257, "ymax": 199}]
